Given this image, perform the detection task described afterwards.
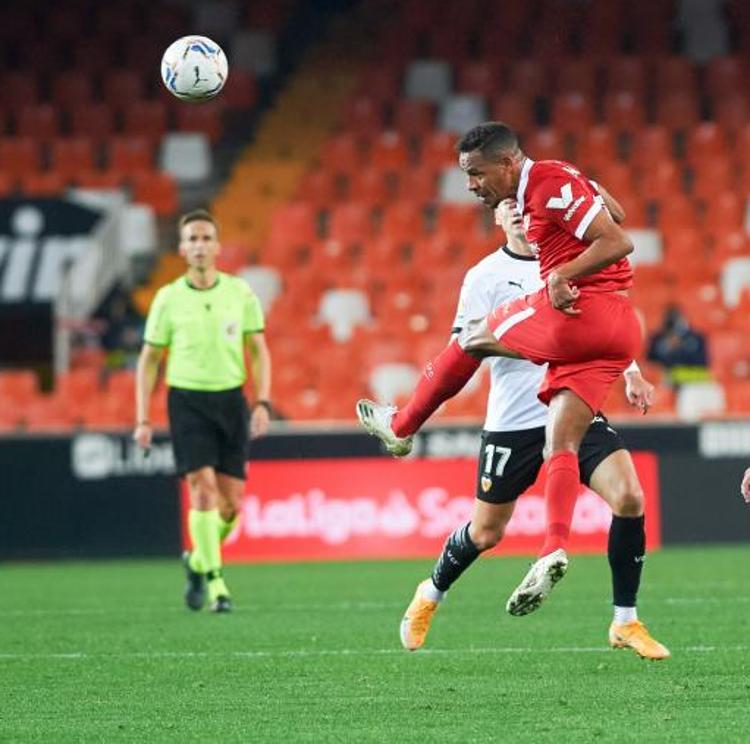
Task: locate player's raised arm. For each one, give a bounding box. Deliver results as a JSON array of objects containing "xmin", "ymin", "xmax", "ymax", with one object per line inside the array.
[{"xmin": 596, "ymin": 183, "xmax": 626, "ymax": 224}]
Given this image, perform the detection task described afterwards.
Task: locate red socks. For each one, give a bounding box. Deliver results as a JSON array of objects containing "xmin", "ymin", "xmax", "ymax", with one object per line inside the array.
[
  {"xmin": 392, "ymin": 339, "xmax": 481, "ymax": 437},
  {"xmin": 540, "ymin": 450, "xmax": 580, "ymax": 556}
]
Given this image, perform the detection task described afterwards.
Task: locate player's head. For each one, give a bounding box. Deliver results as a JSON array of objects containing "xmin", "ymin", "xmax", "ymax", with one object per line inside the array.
[
  {"xmin": 457, "ymin": 122, "xmax": 524, "ymax": 208},
  {"xmin": 494, "ymin": 198, "xmax": 530, "ymax": 252},
  {"xmin": 178, "ymin": 209, "xmax": 221, "ymax": 271}
]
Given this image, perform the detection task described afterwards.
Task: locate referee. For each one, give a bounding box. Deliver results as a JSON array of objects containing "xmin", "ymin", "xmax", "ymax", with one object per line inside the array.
[{"xmin": 134, "ymin": 209, "xmax": 272, "ymax": 613}]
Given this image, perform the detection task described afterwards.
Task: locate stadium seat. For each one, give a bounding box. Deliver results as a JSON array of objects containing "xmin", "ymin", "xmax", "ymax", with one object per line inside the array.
[
  {"xmin": 524, "ymin": 129, "xmax": 566, "ymax": 161},
  {"xmin": 51, "ymin": 71, "xmax": 94, "ymax": 109},
  {"xmin": 369, "ymin": 131, "xmax": 410, "ymax": 171},
  {"xmin": 550, "ymin": 93, "xmax": 594, "ymax": 134},
  {"xmin": 418, "ymin": 131, "xmax": 457, "ymax": 170},
  {"xmin": 404, "ymin": 60, "xmax": 453, "ymax": 101},
  {"xmin": 343, "ymin": 95, "xmax": 385, "ymax": 137},
  {"xmin": 556, "ymin": 58, "xmax": 597, "ymax": 97},
  {"xmin": 434, "ymin": 204, "xmax": 483, "ymax": 240},
  {"xmin": 319, "ymin": 133, "xmax": 365, "ymax": 173},
  {"xmin": 318, "ymin": 288, "xmax": 371, "ymax": 342},
  {"xmin": 605, "ymin": 57, "xmax": 647, "ymax": 95},
  {"xmin": 221, "ymin": 69, "xmax": 258, "ymax": 111},
  {"xmin": 392, "ymin": 99, "xmax": 436, "ymax": 138},
  {"xmin": 395, "ymin": 166, "xmax": 438, "ymax": 203},
  {"xmin": 686, "ymin": 123, "xmax": 729, "ymax": 165},
  {"xmin": 712, "ymin": 96, "xmax": 750, "ymax": 136},
  {"xmin": 132, "ymin": 172, "xmax": 178, "ymax": 216},
  {"xmin": 638, "ymin": 159, "xmax": 684, "ymax": 200},
  {"xmin": 75, "ymin": 170, "xmax": 127, "ymax": 189},
  {"xmin": 577, "ymin": 125, "xmax": 619, "ymax": 172},
  {"xmin": 369, "ymin": 362, "xmax": 420, "ymax": 403},
  {"xmin": 690, "ymin": 158, "xmax": 734, "ymax": 201},
  {"xmin": 593, "ymin": 162, "xmax": 634, "ymax": 199},
  {"xmin": 602, "ymin": 91, "xmax": 646, "ymax": 132},
  {"xmin": 348, "ymin": 168, "xmax": 390, "ymax": 205},
  {"xmin": 50, "ymin": 138, "xmax": 96, "ymax": 183},
  {"xmin": 326, "ymin": 203, "xmax": 373, "ymax": 243},
  {"xmin": 102, "ymin": 70, "xmax": 145, "ymax": 111},
  {"xmin": 710, "ymin": 330, "xmax": 750, "ymax": 381},
  {"xmin": 438, "ymin": 94, "xmax": 488, "ymax": 133},
  {"xmin": 237, "ymin": 265, "xmax": 282, "ymax": 312},
  {"xmin": 175, "ymin": 102, "xmax": 224, "ymax": 143},
  {"xmin": 0, "ymin": 71, "xmax": 39, "ymax": 109},
  {"xmin": 56, "ymin": 368, "xmax": 101, "ymax": 399},
  {"xmin": 705, "ymin": 56, "xmax": 747, "ymax": 99},
  {"xmin": 676, "ymin": 382, "xmax": 726, "ymax": 421},
  {"xmin": 490, "ymin": 92, "xmax": 536, "ymax": 136},
  {"xmin": 630, "ymin": 126, "xmax": 674, "ymax": 170},
  {"xmin": 0, "ymin": 370, "xmax": 39, "ymax": 406},
  {"xmin": 654, "ymin": 57, "xmax": 696, "ymax": 96},
  {"xmin": 16, "ymin": 104, "xmax": 59, "ymax": 141},
  {"xmin": 439, "ymin": 167, "xmax": 476, "ymax": 204},
  {"xmin": 380, "ymin": 201, "xmax": 427, "ymax": 241},
  {"xmin": 456, "ymin": 61, "xmax": 500, "ymax": 97},
  {"xmin": 654, "ymin": 92, "xmax": 700, "ymax": 131},
  {"xmin": 628, "ymin": 229, "xmax": 664, "ymax": 265},
  {"xmin": 160, "ymin": 133, "xmax": 212, "ymax": 183},
  {"xmin": 0, "ymin": 137, "xmax": 41, "ymax": 179},
  {"xmin": 69, "ymin": 104, "xmax": 115, "ymax": 142},
  {"xmin": 508, "ymin": 59, "xmax": 549, "ymax": 98},
  {"xmin": 720, "ymin": 257, "xmax": 750, "ymax": 306},
  {"xmin": 124, "ymin": 101, "xmax": 169, "ymax": 143},
  {"xmin": 21, "ymin": 171, "xmax": 66, "ymax": 197},
  {"xmin": 108, "ymin": 137, "xmax": 154, "ymax": 176}
]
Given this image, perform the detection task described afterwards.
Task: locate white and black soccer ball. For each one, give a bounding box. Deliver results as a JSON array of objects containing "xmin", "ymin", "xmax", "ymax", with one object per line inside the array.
[{"xmin": 161, "ymin": 35, "xmax": 228, "ymax": 102}]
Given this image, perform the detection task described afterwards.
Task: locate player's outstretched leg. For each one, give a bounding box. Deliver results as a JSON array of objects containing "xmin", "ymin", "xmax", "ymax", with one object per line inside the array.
[
  {"xmin": 505, "ymin": 548, "xmax": 568, "ymax": 616},
  {"xmin": 356, "ymin": 399, "xmax": 413, "ymax": 456},
  {"xmin": 182, "ymin": 550, "xmax": 206, "ymax": 611}
]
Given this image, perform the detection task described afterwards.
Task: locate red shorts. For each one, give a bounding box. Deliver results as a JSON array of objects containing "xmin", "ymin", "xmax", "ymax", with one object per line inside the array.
[{"xmin": 487, "ymin": 288, "xmax": 642, "ymax": 412}]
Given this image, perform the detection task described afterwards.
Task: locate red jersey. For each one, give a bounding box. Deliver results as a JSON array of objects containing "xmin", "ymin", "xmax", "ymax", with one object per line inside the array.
[{"xmin": 517, "ymin": 159, "xmax": 633, "ymax": 292}]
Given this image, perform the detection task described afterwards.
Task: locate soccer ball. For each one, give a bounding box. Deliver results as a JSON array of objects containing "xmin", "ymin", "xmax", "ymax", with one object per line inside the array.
[{"xmin": 161, "ymin": 36, "xmax": 228, "ymax": 102}]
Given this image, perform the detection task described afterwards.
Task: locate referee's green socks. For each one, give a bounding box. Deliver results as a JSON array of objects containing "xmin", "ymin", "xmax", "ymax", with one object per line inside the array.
[{"xmin": 218, "ymin": 513, "xmax": 239, "ymax": 544}]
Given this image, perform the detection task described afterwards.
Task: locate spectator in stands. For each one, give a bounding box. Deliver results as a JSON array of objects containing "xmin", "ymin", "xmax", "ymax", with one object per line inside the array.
[
  {"xmin": 98, "ymin": 286, "xmax": 143, "ymax": 370},
  {"xmin": 647, "ymin": 304, "xmax": 710, "ymax": 388}
]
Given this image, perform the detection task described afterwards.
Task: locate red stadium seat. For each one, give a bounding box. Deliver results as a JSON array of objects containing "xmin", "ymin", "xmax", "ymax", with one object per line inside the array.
[
  {"xmin": 267, "ymin": 202, "xmax": 318, "ymax": 248},
  {"xmin": 419, "ymin": 131, "xmax": 458, "ymax": 170},
  {"xmin": 56, "ymin": 368, "xmax": 101, "ymax": 399},
  {"xmin": 602, "ymin": 91, "xmax": 646, "ymax": 133},
  {"xmin": 0, "ymin": 370, "xmax": 39, "ymax": 405},
  {"xmin": 175, "ymin": 101, "xmax": 224, "ymax": 143},
  {"xmin": 713, "ymin": 230, "xmax": 750, "ymax": 263},
  {"xmin": 605, "ymin": 57, "xmax": 647, "ymax": 95},
  {"xmin": 594, "ymin": 162, "xmax": 634, "ymax": 201},
  {"xmin": 524, "ymin": 128, "xmax": 567, "ymax": 161},
  {"xmin": 654, "ymin": 194, "xmax": 699, "ymax": 231},
  {"xmin": 0, "ymin": 72, "xmax": 40, "ymax": 109},
  {"xmin": 577, "ymin": 125, "xmax": 619, "ymax": 172},
  {"xmin": 369, "ymin": 131, "xmax": 410, "ymax": 171},
  {"xmin": 392, "ymin": 99, "xmax": 436, "ymax": 139},
  {"xmin": 50, "ymin": 138, "xmax": 96, "ymax": 182},
  {"xmin": 69, "ymin": 104, "xmax": 115, "ymax": 142},
  {"xmin": 319, "ymin": 133, "xmax": 366, "ymax": 173},
  {"xmin": 703, "ymin": 190, "xmax": 744, "ymax": 234},
  {"xmin": 108, "ymin": 137, "xmax": 154, "ymax": 176},
  {"xmin": 342, "ymin": 95, "xmax": 385, "ymax": 137},
  {"xmin": 690, "ymin": 158, "xmax": 735, "ymax": 201},
  {"xmin": 123, "ymin": 100, "xmax": 169, "ymax": 143},
  {"xmin": 75, "ymin": 170, "xmax": 128, "ymax": 189},
  {"xmin": 434, "ymin": 204, "xmax": 483, "ymax": 240},
  {"xmin": 52, "ymin": 71, "xmax": 94, "ymax": 109},
  {"xmin": 456, "ymin": 61, "xmax": 500, "ymax": 97},
  {"xmin": 16, "ymin": 104, "xmax": 59, "ymax": 141},
  {"xmin": 491, "ymin": 92, "xmax": 535, "ymax": 137},
  {"xmin": 297, "ymin": 170, "xmax": 341, "ymax": 210},
  {"xmin": 685, "ymin": 123, "xmax": 729, "ymax": 165},
  {"xmin": 654, "ymin": 57, "xmax": 696, "ymax": 97},
  {"xmin": 21, "ymin": 171, "xmax": 66, "ymax": 197},
  {"xmin": 550, "ymin": 93, "xmax": 594, "ymax": 134},
  {"xmin": 556, "ymin": 58, "xmax": 597, "ymax": 96},
  {"xmin": 713, "ymin": 96, "xmax": 750, "ymax": 136},
  {"xmin": 132, "ymin": 172, "xmax": 178, "ymax": 216},
  {"xmin": 654, "ymin": 92, "xmax": 700, "ymax": 131},
  {"xmin": 348, "ymin": 167, "xmax": 390, "ymax": 206},
  {"xmin": 395, "ymin": 166, "xmax": 438, "ymax": 203},
  {"xmin": 637, "ymin": 159, "xmax": 684, "ymax": 200},
  {"xmin": 326, "ymin": 203, "xmax": 373, "ymax": 244},
  {"xmin": 705, "ymin": 56, "xmax": 747, "ymax": 100},
  {"xmin": 508, "ymin": 59, "xmax": 549, "ymax": 98},
  {"xmin": 102, "ymin": 70, "xmax": 145, "ymax": 111},
  {"xmin": 380, "ymin": 201, "xmax": 427, "ymax": 242},
  {"xmin": 629, "ymin": 126, "xmax": 674, "ymax": 169},
  {"xmin": 0, "ymin": 137, "xmax": 41, "ymax": 179},
  {"xmin": 221, "ymin": 70, "xmax": 258, "ymax": 111}
]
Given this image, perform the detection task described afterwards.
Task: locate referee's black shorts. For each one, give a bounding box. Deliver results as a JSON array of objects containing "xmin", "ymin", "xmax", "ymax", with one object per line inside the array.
[
  {"xmin": 476, "ymin": 414, "xmax": 627, "ymax": 504},
  {"xmin": 167, "ymin": 386, "xmax": 250, "ymax": 479}
]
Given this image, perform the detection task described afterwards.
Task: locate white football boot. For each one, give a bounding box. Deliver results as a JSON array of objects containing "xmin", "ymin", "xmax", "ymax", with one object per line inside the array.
[
  {"xmin": 356, "ymin": 399, "xmax": 413, "ymax": 457},
  {"xmin": 506, "ymin": 548, "xmax": 569, "ymax": 616}
]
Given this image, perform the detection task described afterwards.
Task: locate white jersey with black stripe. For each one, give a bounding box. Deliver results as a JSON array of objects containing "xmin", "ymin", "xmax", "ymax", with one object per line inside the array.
[{"xmin": 452, "ymin": 246, "xmax": 548, "ymax": 432}]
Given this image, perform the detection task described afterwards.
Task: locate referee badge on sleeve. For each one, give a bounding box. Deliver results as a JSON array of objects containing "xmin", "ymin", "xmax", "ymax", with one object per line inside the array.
[
  {"xmin": 223, "ymin": 320, "xmax": 239, "ymax": 341},
  {"xmin": 481, "ymin": 475, "xmax": 492, "ymax": 493}
]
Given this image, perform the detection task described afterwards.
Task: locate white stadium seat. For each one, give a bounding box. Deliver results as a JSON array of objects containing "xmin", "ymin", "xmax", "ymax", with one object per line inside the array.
[
  {"xmin": 318, "ymin": 288, "xmax": 371, "ymax": 342},
  {"xmin": 439, "ymin": 94, "xmax": 488, "ymax": 133},
  {"xmin": 119, "ymin": 204, "xmax": 157, "ymax": 258},
  {"xmin": 369, "ymin": 362, "xmax": 421, "ymax": 403},
  {"xmin": 404, "ymin": 60, "xmax": 452, "ymax": 101},
  {"xmin": 237, "ymin": 265, "xmax": 282, "ymax": 312},
  {"xmin": 627, "ymin": 229, "xmax": 664, "ymax": 265},
  {"xmin": 160, "ymin": 133, "xmax": 213, "ymax": 183},
  {"xmin": 720, "ymin": 256, "xmax": 750, "ymax": 307},
  {"xmin": 438, "ymin": 166, "xmax": 476, "ymax": 204},
  {"xmin": 676, "ymin": 381, "xmax": 726, "ymax": 421}
]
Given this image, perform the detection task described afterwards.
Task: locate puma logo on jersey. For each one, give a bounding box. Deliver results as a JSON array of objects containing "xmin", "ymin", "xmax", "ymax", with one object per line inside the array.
[
  {"xmin": 546, "ymin": 182, "xmax": 573, "ymax": 209},
  {"xmin": 507, "ymin": 280, "xmax": 524, "ymax": 291}
]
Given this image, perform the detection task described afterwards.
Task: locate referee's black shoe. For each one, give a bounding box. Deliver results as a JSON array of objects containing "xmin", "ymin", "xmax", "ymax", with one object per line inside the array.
[
  {"xmin": 182, "ymin": 551, "xmax": 206, "ymax": 611},
  {"xmin": 210, "ymin": 595, "xmax": 232, "ymax": 613}
]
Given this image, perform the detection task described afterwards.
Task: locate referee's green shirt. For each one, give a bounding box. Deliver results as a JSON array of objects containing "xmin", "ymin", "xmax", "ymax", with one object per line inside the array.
[{"xmin": 143, "ymin": 273, "xmax": 265, "ymax": 391}]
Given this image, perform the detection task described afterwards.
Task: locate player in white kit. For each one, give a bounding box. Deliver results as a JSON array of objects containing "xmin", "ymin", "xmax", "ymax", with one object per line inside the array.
[{"xmin": 399, "ymin": 200, "xmax": 670, "ymax": 660}]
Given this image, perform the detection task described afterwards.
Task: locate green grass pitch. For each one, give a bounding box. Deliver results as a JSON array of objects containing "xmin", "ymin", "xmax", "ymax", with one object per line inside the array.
[{"xmin": 2, "ymin": 546, "xmax": 750, "ymax": 742}]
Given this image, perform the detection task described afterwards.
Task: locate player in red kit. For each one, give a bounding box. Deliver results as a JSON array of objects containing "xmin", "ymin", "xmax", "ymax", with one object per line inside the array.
[{"xmin": 357, "ymin": 122, "xmax": 641, "ymax": 615}]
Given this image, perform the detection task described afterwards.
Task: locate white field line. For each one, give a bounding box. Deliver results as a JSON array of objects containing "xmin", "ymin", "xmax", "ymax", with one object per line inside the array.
[
  {"xmin": 0, "ymin": 645, "xmax": 747, "ymax": 662},
  {"xmin": 1, "ymin": 595, "xmax": 749, "ymax": 618}
]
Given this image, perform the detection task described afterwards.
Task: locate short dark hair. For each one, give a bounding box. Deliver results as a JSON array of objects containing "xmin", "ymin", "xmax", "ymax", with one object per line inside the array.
[
  {"xmin": 178, "ymin": 209, "xmax": 219, "ymax": 235},
  {"xmin": 457, "ymin": 122, "xmax": 521, "ymax": 160}
]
